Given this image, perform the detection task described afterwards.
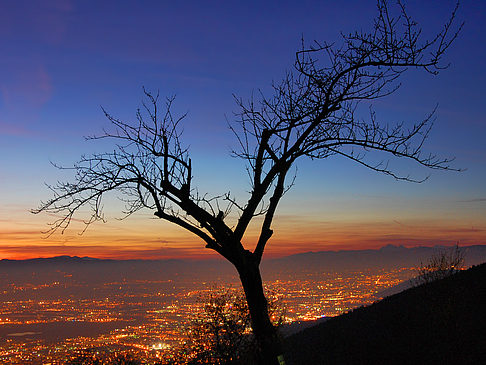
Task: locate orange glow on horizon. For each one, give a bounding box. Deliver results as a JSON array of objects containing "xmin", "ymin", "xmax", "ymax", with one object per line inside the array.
[
  {"xmin": 1, "ymin": 215, "xmax": 485, "ymax": 261},
  {"xmin": 2, "ymin": 202, "xmax": 485, "ymax": 261}
]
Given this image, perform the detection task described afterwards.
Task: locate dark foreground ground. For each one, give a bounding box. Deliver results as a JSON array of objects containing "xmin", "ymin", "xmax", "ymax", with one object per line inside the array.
[{"xmin": 285, "ymin": 263, "xmax": 486, "ymax": 365}]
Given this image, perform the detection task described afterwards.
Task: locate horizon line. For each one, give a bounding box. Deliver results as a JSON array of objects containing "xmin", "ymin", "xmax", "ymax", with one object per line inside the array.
[{"xmin": 2, "ymin": 243, "xmax": 483, "ymax": 262}]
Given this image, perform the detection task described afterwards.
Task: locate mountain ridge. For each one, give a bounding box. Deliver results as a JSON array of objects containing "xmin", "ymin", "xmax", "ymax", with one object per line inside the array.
[
  {"xmin": 2, "ymin": 244, "xmax": 485, "ymax": 265},
  {"xmin": 2, "ymin": 244, "xmax": 485, "ymax": 284}
]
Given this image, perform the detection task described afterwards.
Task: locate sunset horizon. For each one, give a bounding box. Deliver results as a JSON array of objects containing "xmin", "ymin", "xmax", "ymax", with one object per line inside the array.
[
  {"xmin": 1, "ymin": 1, "xmax": 485, "ymax": 362},
  {"xmin": 1, "ymin": 1, "xmax": 485, "ymax": 265},
  {"xmin": 1, "ymin": 235, "xmax": 484, "ymax": 261}
]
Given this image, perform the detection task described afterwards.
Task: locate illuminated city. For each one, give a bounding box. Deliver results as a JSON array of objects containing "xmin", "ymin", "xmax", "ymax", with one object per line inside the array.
[{"xmin": 0, "ymin": 266, "xmax": 413, "ymax": 364}]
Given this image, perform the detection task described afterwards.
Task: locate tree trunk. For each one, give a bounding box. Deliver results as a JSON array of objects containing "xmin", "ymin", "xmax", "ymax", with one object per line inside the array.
[{"xmin": 236, "ymin": 259, "xmax": 285, "ymax": 365}]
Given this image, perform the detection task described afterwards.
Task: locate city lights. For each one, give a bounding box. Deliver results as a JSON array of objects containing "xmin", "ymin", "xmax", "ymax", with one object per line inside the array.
[{"xmin": 0, "ymin": 267, "xmax": 413, "ymax": 363}]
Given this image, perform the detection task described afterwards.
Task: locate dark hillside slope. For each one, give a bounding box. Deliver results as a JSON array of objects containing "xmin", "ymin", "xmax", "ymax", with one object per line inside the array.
[{"xmin": 285, "ymin": 263, "xmax": 486, "ymax": 365}]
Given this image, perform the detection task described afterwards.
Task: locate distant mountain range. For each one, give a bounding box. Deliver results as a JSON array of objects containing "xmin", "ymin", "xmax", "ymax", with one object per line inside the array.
[
  {"xmin": 269, "ymin": 244, "xmax": 486, "ymax": 301},
  {"xmin": 284, "ymin": 261, "xmax": 486, "ymax": 364},
  {"xmin": 1, "ymin": 245, "xmax": 485, "ymax": 284},
  {"xmin": 262, "ymin": 244, "xmax": 486, "ymax": 277},
  {"xmin": 0, "ymin": 255, "xmax": 237, "ymax": 284}
]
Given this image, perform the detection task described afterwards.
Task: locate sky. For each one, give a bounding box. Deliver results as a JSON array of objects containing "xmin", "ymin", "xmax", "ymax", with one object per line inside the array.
[{"xmin": 0, "ymin": 0, "xmax": 485, "ymax": 260}]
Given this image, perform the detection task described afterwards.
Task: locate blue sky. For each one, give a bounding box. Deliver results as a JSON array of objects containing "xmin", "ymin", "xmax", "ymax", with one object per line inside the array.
[{"xmin": 1, "ymin": 0, "xmax": 485, "ymax": 259}]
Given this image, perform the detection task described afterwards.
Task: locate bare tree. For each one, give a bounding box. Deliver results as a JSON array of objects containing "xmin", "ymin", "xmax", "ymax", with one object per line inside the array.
[
  {"xmin": 33, "ymin": 2, "xmax": 462, "ymax": 364},
  {"xmin": 412, "ymin": 244, "xmax": 465, "ymax": 286}
]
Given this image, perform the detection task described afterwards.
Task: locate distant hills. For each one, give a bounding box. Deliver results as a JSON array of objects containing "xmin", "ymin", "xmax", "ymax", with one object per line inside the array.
[
  {"xmin": 263, "ymin": 244, "xmax": 486, "ymax": 274},
  {"xmin": 284, "ymin": 262, "xmax": 486, "ymax": 364},
  {"xmin": 1, "ymin": 245, "xmax": 485, "ymax": 284},
  {"xmin": 0, "ymin": 255, "xmax": 238, "ymax": 285}
]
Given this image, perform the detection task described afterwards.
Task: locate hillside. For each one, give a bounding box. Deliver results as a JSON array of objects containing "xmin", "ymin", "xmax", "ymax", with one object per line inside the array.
[{"xmin": 284, "ymin": 263, "xmax": 486, "ymax": 365}]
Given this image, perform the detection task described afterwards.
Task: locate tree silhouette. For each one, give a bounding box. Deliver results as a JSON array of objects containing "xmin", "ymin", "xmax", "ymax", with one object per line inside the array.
[
  {"xmin": 171, "ymin": 289, "xmax": 282, "ymax": 365},
  {"xmin": 33, "ymin": 1, "xmax": 461, "ymax": 364},
  {"xmin": 412, "ymin": 244, "xmax": 465, "ymax": 286}
]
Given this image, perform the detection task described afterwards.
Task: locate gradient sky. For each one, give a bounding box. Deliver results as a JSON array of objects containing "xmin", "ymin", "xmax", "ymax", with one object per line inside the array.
[{"xmin": 1, "ymin": 0, "xmax": 485, "ymax": 260}]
